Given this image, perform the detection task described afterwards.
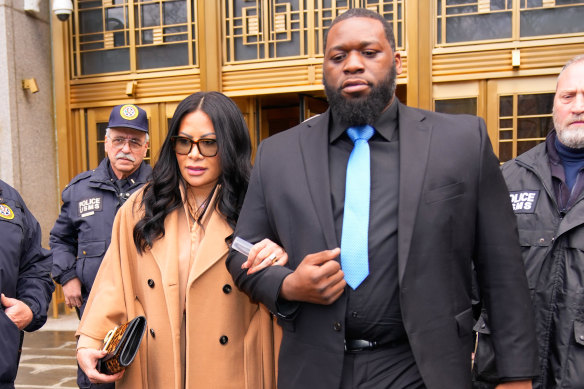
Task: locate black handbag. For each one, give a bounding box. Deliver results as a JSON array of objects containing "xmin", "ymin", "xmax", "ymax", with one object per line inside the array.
[{"xmin": 97, "ymin": 316, "xmax": 147, "ymax": 375}]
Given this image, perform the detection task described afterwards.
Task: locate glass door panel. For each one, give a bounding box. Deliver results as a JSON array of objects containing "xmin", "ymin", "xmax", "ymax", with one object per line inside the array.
[
  {"xmin": 487, "ymin": 76, "xmax": 556, "ymax": 163},
  {"xmin": 433, "ymin": 81, "xmax": 481, "ymax": 116}
]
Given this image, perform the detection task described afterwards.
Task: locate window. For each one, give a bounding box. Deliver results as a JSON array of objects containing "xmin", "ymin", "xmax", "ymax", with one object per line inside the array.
[
  {"xmin": 497, "ymin": 92, "xmax": 554, "ymax": 162},
  {"xmin": 436, "ymin": 0, "xmax": 512, "ymax": 44},
  {"xmin": 73, "ymin": 0, "xmax": 197, "ymax": 76},
  {"xmin": 223, "ymin": 0, "xmax": 405, "ymax": 64},
  {"xmin": 435, "ymin": 97, "xmax": 477, "ymax": 115},
  {"xmin": 436, "ymin": 0, "xmax": 584, "ymax": 46},
  {"xmin": 520, "ymin": 0, "xmax": 584, "ymax": 38}
]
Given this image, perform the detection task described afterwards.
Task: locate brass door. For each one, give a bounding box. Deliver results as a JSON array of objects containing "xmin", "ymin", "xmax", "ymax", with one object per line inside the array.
[
  {"xmin": 486, "ymin": 77, "xmax": 556, "ymax": 163},
  {"xmin": 433, "ymin": 81, "xmax": 484, "ymax": 117},
  {"xmin": 433, "ymin": 77, "xmax": 557, "ymax": 163}
]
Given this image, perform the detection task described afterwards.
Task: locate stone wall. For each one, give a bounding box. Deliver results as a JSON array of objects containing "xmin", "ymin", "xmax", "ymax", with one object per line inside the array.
[{"xmin": 0, "ymin": 0, "xmax": 58, "ymax": 246}]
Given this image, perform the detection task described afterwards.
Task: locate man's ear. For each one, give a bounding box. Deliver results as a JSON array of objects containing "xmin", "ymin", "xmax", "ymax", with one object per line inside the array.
[{"xmin": 394, "ymin": 52, "xmax": 403, "ymax": 75}]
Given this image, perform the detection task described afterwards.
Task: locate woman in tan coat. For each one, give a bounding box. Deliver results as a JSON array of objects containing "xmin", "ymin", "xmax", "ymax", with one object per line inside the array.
[{"xmin": 76, "ymin": 91, "xmax": 284, "ymax": 388}]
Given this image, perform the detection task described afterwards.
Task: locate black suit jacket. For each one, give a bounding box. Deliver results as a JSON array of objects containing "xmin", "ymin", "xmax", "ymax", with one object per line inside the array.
[{"xmin": 227, "ymin": 102, "xmax": 538, "ymax": 389}]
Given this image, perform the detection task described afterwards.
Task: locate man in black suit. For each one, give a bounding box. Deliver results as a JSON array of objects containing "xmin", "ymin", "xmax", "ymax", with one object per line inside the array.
[{"xmin": 227, "ymin": 8, "xmax": 538, "ymax": 389}]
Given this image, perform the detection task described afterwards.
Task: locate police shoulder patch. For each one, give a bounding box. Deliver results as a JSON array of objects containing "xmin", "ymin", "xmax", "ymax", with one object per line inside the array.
[
  {"xmin": 0, "ymin": 204, "xmax": 15, "ymax": 219},
  {"xmin": 509, "ymin": 190, "xmax": 539, "ymax": 214}
]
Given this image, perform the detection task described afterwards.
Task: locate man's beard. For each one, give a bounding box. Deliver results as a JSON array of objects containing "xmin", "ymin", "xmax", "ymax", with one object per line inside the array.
[
  {"xmin": 554, "ymin": 110, "xmax": 584, "ymax": 149},
  {"xmin": 324, "ymin": 63, "xmax": 397, "ymax": 126}
]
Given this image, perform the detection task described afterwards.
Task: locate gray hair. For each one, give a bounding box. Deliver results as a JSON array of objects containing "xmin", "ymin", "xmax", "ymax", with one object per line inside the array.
[{"xmin": 558, "ymin": 54, "xmax": 584, "ymax": 80}]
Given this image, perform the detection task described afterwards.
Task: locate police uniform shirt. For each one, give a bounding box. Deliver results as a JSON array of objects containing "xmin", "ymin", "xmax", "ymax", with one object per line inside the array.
[{"xmin": 329, "ymin": 99, "xmax": 407, "ymax": 344}]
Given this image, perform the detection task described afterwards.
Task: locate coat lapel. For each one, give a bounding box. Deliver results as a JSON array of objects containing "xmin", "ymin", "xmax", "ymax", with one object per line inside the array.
[
  {"xmin": 397, "ymin": 103, "xmax": 432, "ymax": 283},
  {"xmin": 148, "ymin": 204, "xmax": 231, "ymax": 336},
  {"xmin": 189, "ymin": 208, "xmax": 232, "ymax": 283},
  {"xmin": 299, "ymin": 111, "xmax": 338, "ymax": 249}
]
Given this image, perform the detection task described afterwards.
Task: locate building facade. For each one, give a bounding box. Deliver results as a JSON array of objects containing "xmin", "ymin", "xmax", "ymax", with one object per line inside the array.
[
  {"xmin": 1, "ymin": 0, "xmax": 582, "ymax": 241},
  {"xmin": 13, "ymin": 0, "xmax": 584, "ymax": 233},
  {"xmin": 51, "ymin": 0, "xmax": 584, "ymax": 196},
  {"xmin": 53, "ymin": 0, "xmax": 584, "ymax": 186}
]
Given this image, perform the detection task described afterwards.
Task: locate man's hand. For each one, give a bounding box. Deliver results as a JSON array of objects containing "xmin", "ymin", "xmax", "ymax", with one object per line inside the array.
[
  {"xmin": 77, "ymin": 348, "xmax": 124, "ymax": 384},
  {"xmin": 496, "ymin": 380, "xmax": 532, "ymax": 389},
  {"xmin": 242, "ymin": 238, "xmax": 289, "ymax": 275},
  {"xmin": 280, "ymin": 248, "xmax": 346, "ymax": 305},
  {"xmin": 62, "ymin": 277, "xmax": 83, "ymax": 308},
  {"xmin": 1, "ymin": 293, "xmax": 33, "ymax": 330}
]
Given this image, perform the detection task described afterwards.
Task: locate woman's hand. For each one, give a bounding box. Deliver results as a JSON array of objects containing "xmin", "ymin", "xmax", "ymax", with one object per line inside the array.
[
  {"xmin": 77, "ymin": 348, "xmax": 124, "ymax": 384},
  {"xmin": 241, "ymin": 238, "xmax": 288, "ymax": 275}
]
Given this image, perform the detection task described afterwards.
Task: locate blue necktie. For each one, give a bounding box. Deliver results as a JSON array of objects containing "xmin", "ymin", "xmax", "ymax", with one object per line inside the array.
[{"xmin": 341, "ymin": 125, "xmax": 375, "ymax": 289}]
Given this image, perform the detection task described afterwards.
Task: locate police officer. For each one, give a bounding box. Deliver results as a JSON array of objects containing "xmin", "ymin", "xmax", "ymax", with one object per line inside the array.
[
  {"xmin": 0, "ymin": 179, "xmax": 54, "ymax": 388},
  {"xmin": 50, "ymin": 104, "xmax": 152, "ymax": 389},
  {"xmin": 500, "ymin": 55, "xmax": 584, "ymax": 388}
]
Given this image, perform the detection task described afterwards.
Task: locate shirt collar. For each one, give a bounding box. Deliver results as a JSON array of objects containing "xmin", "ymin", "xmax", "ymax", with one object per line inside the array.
[{"xmin": 329, "ymin": 98, "xmax": 399, "ymax": 143}]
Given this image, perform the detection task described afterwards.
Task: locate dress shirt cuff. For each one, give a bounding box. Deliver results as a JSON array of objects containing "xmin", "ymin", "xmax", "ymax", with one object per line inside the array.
[
  {"xmin": 275, "ymin": 297, "xmax": 300, "ymax": 319},
  {"xmin": 275, "ymin": 278, "xmax": 300, "ymax": 319}
]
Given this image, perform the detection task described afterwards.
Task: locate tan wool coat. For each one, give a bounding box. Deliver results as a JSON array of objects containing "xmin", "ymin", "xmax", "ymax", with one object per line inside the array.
[{"xmin": 77, "ymin": 190, "xmax": 280, "ymax": 389}]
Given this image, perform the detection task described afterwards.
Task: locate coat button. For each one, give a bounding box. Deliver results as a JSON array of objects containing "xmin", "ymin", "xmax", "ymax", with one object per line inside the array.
[
  {"xmin": 333, "ymin": 322, "xmax": 342, "ymax": 331},
  {"xmin": 351, "ymin": 311, "xmax": 358, "ymax": 318},
  {"xmin": 147, "ymin": 279, "xmax": 155, "ymax": 288},
  {"xmin": 580, "ymin": 335, "xmax": 584, "ymax": 341},
  {"xmin": 222, "ymin": 284, "xmax": 232, "ymax": 294},
  {"xmin": 82, "ymin": 250, "xmax": 87, "ymax": 255},
  {"xmin": 219, "ymin": 335, "xmax": 228, "ymax": 345},
  {"xmin": 539, "ymin": 238, "xmax": 545, "ymax": 244},
  {"xmin": 150, "ymin": 329, "xmax": 155, "ymax": 338}
]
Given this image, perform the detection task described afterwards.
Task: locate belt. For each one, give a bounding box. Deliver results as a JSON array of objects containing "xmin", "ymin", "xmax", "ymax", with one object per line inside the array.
[{"xmin": 344, "ymin": 337, "xmax": 407, "ymax": 352}]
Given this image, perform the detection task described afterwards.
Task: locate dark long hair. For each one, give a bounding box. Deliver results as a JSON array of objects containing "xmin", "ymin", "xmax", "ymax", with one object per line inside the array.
[{"xmin": 133, "ymin": 91, "xmax": 252, "ymax": 253}]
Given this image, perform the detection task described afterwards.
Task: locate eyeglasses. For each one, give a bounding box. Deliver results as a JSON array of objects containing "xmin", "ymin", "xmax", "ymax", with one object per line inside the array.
[
  {"xmin": 171, "ymin": 136, "xmax": 218, "ymax": 157},
  {"xmin": 108, "ymin": 136, "xmax": 146, "ymax": 151}
]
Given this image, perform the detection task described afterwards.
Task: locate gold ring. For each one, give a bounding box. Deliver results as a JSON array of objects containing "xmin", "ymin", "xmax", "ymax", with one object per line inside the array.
[{"xmin": 267, "ymin": 253, "xmax": 278, "ymax": 263}]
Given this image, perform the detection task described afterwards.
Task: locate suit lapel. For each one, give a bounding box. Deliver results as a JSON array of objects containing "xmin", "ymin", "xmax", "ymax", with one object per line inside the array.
[
  {"xmin": 299, "ymin": 111, "xmax": 338, "ymax": 248},
  {"xmin": 397, "ymin": 103, "xmax": 432, "ymax": 283}
]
